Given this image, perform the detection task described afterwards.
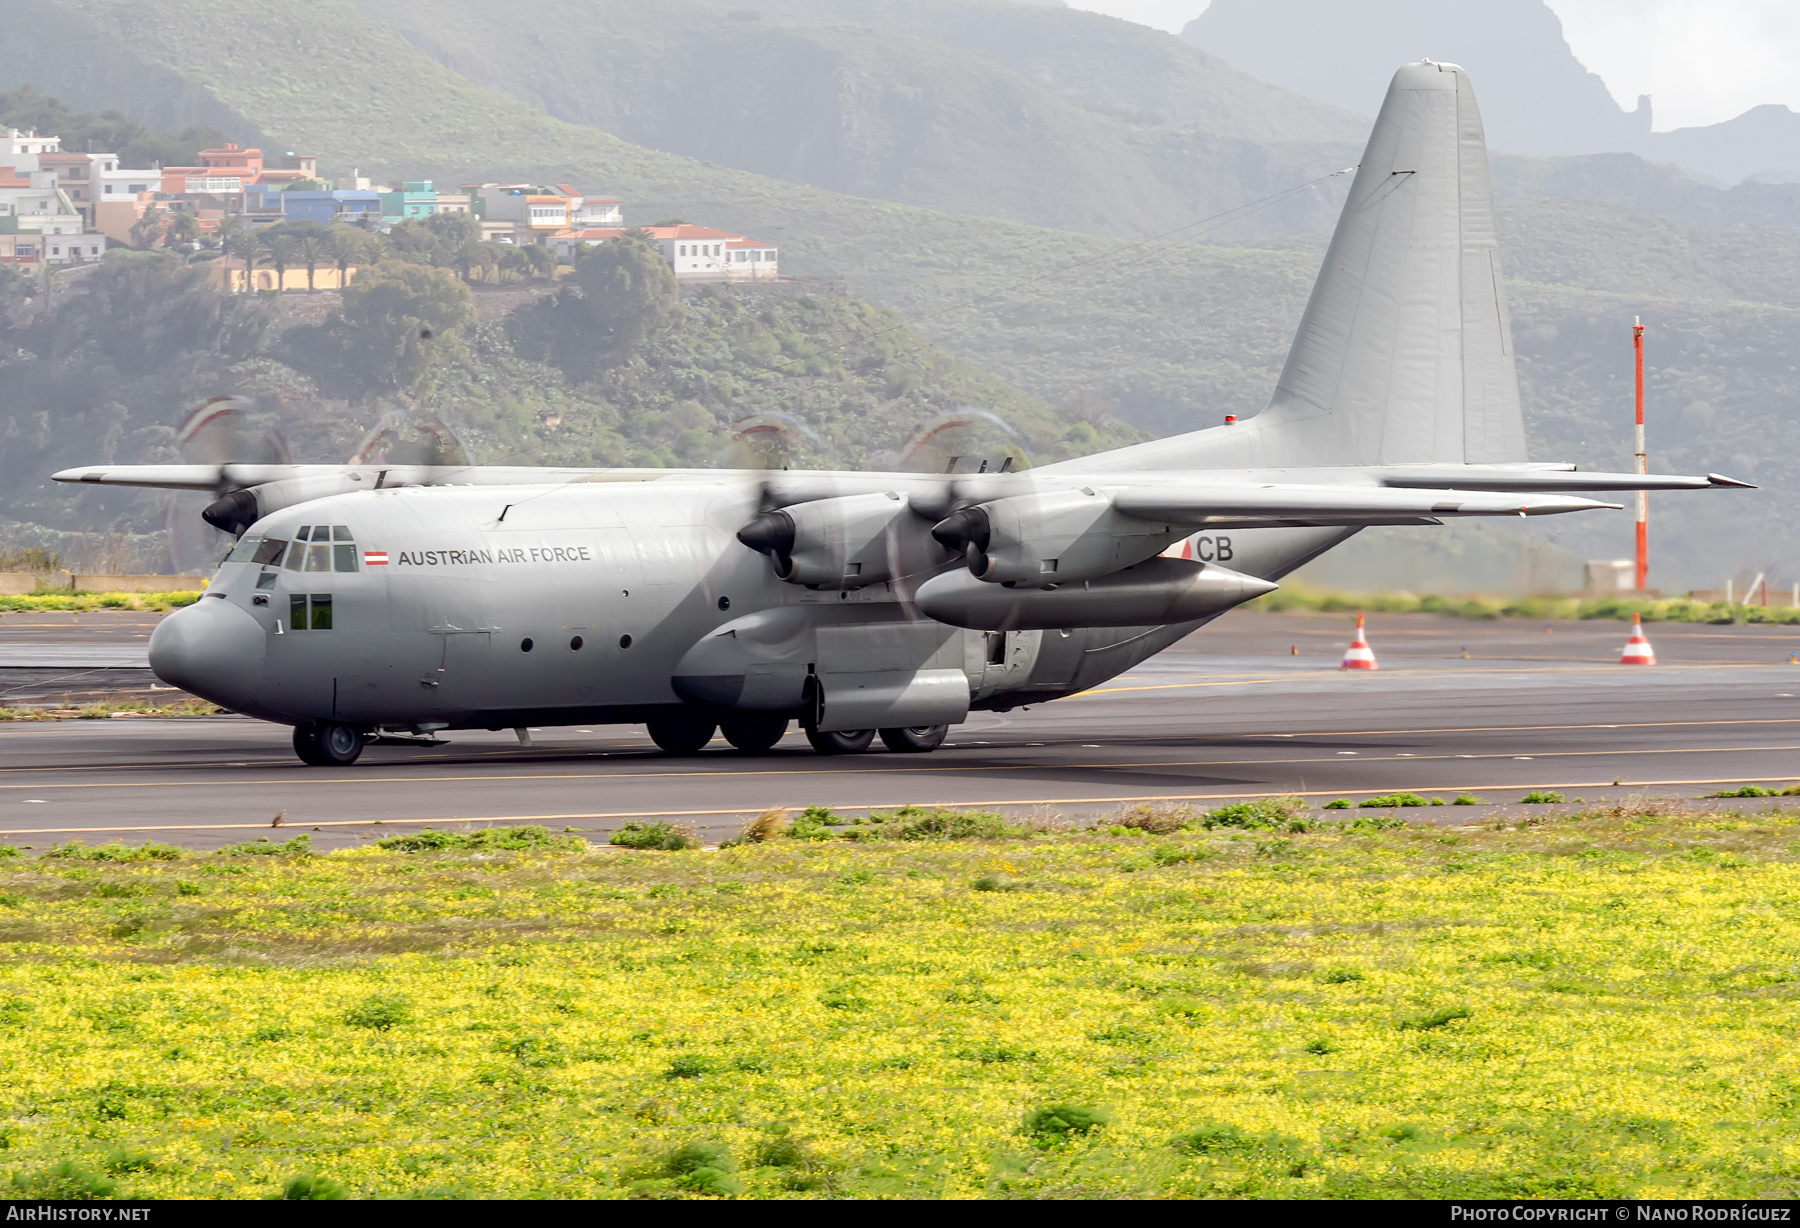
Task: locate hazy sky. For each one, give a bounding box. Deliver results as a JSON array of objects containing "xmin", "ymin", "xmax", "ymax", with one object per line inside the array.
[{"xmin": 1068, "ymin": 0, "xmax": 1800, "ymax": 130}]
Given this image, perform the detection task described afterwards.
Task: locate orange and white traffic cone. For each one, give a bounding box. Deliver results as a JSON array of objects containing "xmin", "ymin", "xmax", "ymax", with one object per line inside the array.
[
  {"xmin": 1619, "ymin": 612, "xmax": 1656, "ymax": 665},
  {"xmin": 1341, "ymin": 612, "xmax": 1378, "ymax": 670}
]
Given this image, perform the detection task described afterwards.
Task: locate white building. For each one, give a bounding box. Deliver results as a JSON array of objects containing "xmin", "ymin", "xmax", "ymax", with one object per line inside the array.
[
  {"xmin": 472, "ymin": 182, "xmax": 621, "ymax": 234},
  {"xmin": 98, "ymin": 166, "xmax": 161, "ymax": 202},
  {"xmin": 39, "ymin": 152, "xmax": 121, "ymax": 225},
  {"xmin": 549, "ymin": 223, "xmax": 779, "ymax": 282},
  {"xmin": 1, "ymin": 129, "xmax": 60, "ymax": 173}
]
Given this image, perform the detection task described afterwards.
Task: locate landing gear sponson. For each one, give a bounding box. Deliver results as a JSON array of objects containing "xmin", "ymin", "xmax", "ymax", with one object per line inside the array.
[{"xmin": 286, "ymin": 715, "xmax": 950, "ymax": 764}]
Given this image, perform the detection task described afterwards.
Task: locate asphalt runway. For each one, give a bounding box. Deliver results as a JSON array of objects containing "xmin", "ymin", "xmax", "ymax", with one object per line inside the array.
[{"xmin": 2, "ymin": 608, "xmax": 1799, "ymax": 848}]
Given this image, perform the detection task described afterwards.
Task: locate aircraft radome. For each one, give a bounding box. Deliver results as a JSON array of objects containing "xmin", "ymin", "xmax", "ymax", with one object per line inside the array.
[{"xmin": 56, "ymin": 62, "xmax": 1748, "ymax": 766}]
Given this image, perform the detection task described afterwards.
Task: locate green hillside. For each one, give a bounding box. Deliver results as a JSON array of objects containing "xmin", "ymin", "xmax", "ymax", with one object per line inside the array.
[
  {"xmin": 738, "ymin": 0, "xmax": 1370, "ymax": 140},
  {"xmin": 0, "ymin": 0, "xmax": 1325, "ymax": 435},
  {"xmin": 3, "ymin": 0, "xmax": 1798, "ymax": 588},
  {"xmin": 0, "ymin": 252, "xmax": 1130, "ymax": 568},
  {"xmin": 345, "ymin": 0, "xmax": 1196, "ymax": 239}
]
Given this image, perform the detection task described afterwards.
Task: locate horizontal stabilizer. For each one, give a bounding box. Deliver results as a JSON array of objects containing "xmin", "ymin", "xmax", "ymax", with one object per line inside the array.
[
  {"xmin": 1375, "ymin": 467, "xmax": 1755, "ymax": 492},
  {"xmin": 1110, "ymin": 484, "xmax": 1618, "ymax": 528}
]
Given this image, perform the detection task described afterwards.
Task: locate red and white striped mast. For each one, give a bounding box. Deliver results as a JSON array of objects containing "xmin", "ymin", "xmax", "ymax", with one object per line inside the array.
[{"xmin": 1634, "ymin": 317, "xmax": 1648, "ymax": 591}]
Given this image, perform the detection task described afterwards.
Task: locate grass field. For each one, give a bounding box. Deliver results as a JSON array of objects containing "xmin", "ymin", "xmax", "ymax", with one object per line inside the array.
[
  {"xmin": 0, "ymin": 593, "xmax": 200, "ymax": 613},
  {"xmin": 2, "ymin": 804, "xmax": 1799, "ymax": 1199},
  {"xmin": 1251, "ymin": 585, "xmax": 1800, "ymax": 626}
]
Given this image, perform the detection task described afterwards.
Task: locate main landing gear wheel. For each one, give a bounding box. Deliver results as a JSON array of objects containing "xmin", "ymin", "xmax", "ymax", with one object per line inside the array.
[
  {"xmin": 293, "ymin": 721, "xmax": 366, "ymax": 766},
  {"xmin": 720, "ymin": 714, "xmax": 789, "ymax": 753},
  {"xmin": 879, "ymin": 725, "xmax": 948, "ymax": 753},
  {"xmin": 646, "ymin": 712, "xmax": 718, "ymax": 755},
  {"xmin": 806, "ymin": 727, "xmax": 875, "ymax": 755}
]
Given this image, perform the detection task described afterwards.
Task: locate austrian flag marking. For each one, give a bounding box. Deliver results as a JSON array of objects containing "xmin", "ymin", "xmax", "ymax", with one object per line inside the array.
[{"xmin": 363, "ymin": 550, "xmax": 389, "ymax": 567}]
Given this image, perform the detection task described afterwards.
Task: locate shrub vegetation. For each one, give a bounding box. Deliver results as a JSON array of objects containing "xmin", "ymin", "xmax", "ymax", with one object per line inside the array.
[{"xmin": 0, "ymin": 807, "xmax": 1796, "ymax": 1196}]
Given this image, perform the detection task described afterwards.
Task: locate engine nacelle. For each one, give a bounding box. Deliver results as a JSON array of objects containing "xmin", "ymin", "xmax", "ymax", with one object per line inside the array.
[
  {"xmin": 204, "ymin": 474, "xmax": 375, "ymax": 537},
  {"xmin": 736, "ymin": 491, "xmax": 921, "ymax": 589},
  {"xmin": 915, "ymin": 557, "xmax": 1277, "ymax": 630},
  {"xmin": 930, "ymin": 488, "xmax": 1180, "ymax": 587}
]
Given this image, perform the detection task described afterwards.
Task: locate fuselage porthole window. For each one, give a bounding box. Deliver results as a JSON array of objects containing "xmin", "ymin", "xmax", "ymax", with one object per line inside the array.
[
  {"xmin": 521, "ymin": 637, "xmax": 534, "ymax": 653},
  {"xmin": 570, "ymin": 636, "xmax": 583, "ymax": 650}
]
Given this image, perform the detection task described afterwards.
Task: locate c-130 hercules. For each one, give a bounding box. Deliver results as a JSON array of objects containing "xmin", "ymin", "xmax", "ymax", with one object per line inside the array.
[{"xmin": 58, "ymin": 63, "xmax": 1747, "ymax": 766}]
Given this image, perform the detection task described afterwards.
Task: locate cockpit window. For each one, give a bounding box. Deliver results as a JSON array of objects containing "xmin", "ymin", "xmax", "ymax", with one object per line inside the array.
[
  {"xmin": 227, "ymin": 535, "xmax": 264, "ymax": 564},
  {"xmin": 250, "ymin": 538, "xmax": 287, "ymax": 567},
  {"xmin": 274, "ymin": 529, "xmax": 357, "ymax": 571}
]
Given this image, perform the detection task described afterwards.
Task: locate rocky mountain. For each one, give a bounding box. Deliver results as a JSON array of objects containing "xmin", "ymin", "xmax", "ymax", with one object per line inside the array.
[{"xmin": 1185, "ymin": 0, "xmax": 1800, "ymax": 185}]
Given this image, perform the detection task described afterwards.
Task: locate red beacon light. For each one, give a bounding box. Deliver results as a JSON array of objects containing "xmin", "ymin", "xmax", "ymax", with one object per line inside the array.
[{"xmin": 1223, "ymin": 415, "xmax": 1237, "ymax": 424}]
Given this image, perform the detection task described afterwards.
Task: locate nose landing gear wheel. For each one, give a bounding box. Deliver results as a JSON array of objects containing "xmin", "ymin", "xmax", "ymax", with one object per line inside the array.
[
  {"xmin": 293, "ymin": 721, "xmax": 366, "ymax": 766},
  {"xmin": 720, "ymin": 714, "xmax": 789, "ymax": 753},
  {"xmin": 879, "ymin": 725, "xmax": 948, "ymax": 753},
  {"xmin": 805, "ymin": 727, "xmax": 875, "ymax": 755},
  {"xmin": 646, "ymin": 712, "xmax": 718, "ymax": 755}
]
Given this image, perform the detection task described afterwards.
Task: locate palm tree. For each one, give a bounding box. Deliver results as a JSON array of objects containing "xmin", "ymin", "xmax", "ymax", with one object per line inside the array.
[
  {"xmin": 326, "ymin": 225, "xmax": 377, "ymax": 289},
  {"xmin": 217, "ymin": 214, "xmax": 251, "ymax": 279},
  {"xmin": 238, "ymin": 224, "xmax": 265, "ymax": 292},
  {"xmin": 265, "ymin": 231, "xmax": 301, "ymax": 291},
  {"xmin": 268, "ymin": 220, "xmax": 333, "ymax": 292}
]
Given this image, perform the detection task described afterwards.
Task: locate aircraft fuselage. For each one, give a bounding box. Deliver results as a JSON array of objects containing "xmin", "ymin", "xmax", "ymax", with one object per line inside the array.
[{"xmin": 148, "ymin": 478, "xmax": 1344, "ymax": 736}]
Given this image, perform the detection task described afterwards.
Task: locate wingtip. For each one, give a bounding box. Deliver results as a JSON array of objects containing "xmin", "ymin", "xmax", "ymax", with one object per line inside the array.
[
  {"xmin": 50, "ymin": 468, "xmax": 93, "ymax": 484},
  {"xmin": 1708, "ymin": 472, "xmax": 1757, "ymax": 489}
]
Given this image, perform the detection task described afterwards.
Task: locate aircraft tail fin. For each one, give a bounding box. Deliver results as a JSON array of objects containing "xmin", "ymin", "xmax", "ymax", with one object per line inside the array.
[
  {"xmin": 1258, "ymin": 59, "xmax": 1526, "ymax": 466},
  {"xmin": 1062, "ymin": 61, "xmax": 1526, "ymax": 474}
]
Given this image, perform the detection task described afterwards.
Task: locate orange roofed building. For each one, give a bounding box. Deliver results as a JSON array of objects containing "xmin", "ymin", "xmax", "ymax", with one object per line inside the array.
[
  {"xmin": 547, "ymin": 223, "xmax": 778, "ymax": 281},
  {"xmin": 159, "ymin": 144, "xmax": 315, "ymax": 196}
]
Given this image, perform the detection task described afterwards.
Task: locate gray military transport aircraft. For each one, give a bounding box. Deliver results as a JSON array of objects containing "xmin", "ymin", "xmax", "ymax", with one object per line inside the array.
[{"xmin": 56, "ymin": 62, "xmax": 1747, "ymax": 766}]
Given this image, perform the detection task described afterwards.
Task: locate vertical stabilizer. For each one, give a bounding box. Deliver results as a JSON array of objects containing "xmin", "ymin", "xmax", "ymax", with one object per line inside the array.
[{"xmin": 1261, "ymin": 60, "xmax": 1525, "ymax": 465}]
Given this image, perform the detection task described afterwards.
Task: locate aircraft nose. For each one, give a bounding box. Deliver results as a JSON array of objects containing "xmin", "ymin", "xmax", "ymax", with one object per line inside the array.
[{"xmin": 149, "ymin": 598, "xmax": 267, "ymax": 710}]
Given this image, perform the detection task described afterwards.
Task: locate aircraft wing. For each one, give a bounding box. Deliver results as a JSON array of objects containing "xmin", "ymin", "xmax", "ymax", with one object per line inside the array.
[
  {"xmin": 1109, "ymin": 484, "xmax": 1620, "ymax": 529},
  {"xmin": 49, "ymin": 463, "xmax": 621, "ymax": 491}
]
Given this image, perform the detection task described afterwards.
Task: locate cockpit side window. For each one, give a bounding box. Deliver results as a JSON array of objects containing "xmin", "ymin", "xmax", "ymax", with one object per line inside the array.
[{"xmin": 275, "ymin": 526, "xmax": 362, "ymax": 572}]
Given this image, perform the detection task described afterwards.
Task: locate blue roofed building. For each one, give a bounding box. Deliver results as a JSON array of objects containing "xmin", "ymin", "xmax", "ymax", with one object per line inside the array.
[{"xmin": 280, "ymin": 189, "xmax": 381, "ymax": 224}]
